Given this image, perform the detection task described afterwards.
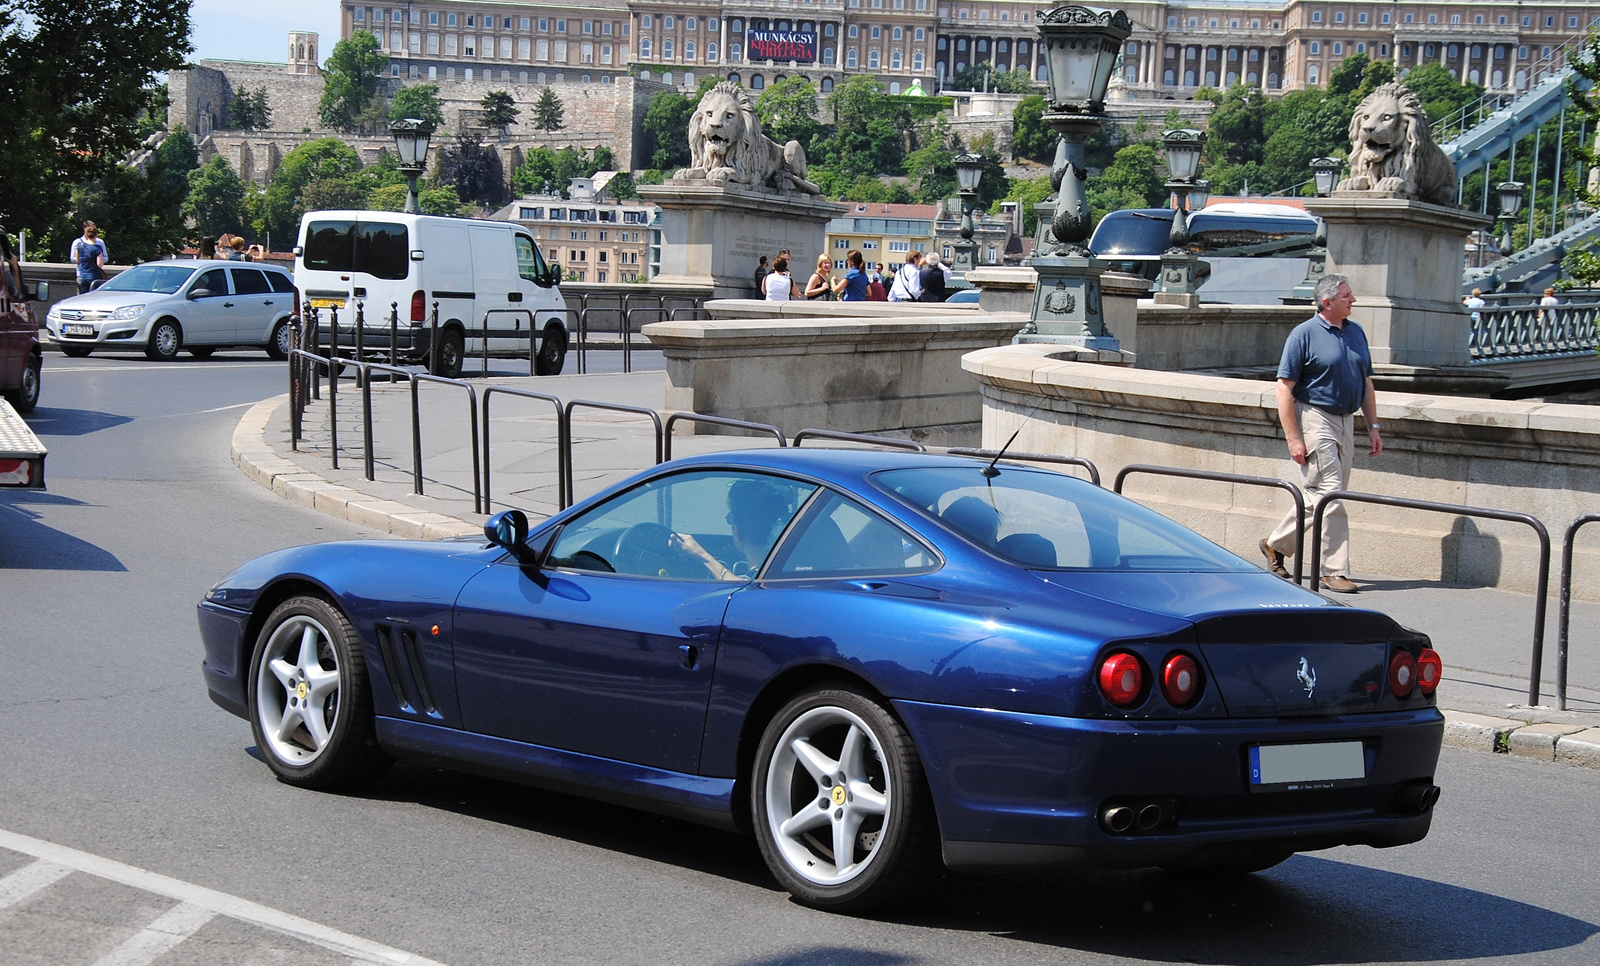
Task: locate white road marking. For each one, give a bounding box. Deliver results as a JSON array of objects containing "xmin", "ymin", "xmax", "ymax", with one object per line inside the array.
[
  {"xmin": 0, "ymin": 828, "xmax": 446, "ymax": 966},
  {"xmin": 45, "ymin": 363, "xmax": 278, "ymax": 373},
  {"xmin": 0, "ymin": 857, "xmax": 71, "ymax": 910},
  {"xmin": 87, "ymin": 902, "xmax": 215, "ymax": 966}
]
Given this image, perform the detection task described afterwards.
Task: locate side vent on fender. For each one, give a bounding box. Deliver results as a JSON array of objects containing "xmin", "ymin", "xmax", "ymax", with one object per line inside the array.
[
  {"xmin": 374, "ymin": 622, "xmax": 416, "ymax": 714},
  {"xmin": 400, "ymin": 628, "xmax": 440, "ymax": 716}
]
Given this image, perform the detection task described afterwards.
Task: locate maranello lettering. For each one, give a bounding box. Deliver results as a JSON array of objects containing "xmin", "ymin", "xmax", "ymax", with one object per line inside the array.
[{"xmin": 748, "ymin": 30, "xmax": 818, "ymax": 63}]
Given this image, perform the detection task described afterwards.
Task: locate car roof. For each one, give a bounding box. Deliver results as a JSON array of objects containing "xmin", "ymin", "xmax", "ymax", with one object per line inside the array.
[{"xmin": 661, "ymin": 446, "xmax": 1042, "ymax": 490}]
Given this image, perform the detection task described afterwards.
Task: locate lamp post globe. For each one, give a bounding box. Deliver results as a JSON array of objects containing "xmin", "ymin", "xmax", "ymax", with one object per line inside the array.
[
  {"xmin": 1497, "ymin": 181, "xmax": 1525, "ymax": 254},
  {"xmin": 1310, "ymin": 157, "xmax": 1343, "ymax": 197},
  {"xmin": 390, "ymin": 117, "xmax": 437, "ymax": 214},
  {"xmin": 1189, "ymin": 179, "xmax": 1211, "ymax": 212}
]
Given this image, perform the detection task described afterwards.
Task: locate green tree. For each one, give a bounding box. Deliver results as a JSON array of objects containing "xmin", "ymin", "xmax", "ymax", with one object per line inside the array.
[
  {"xmin": 995, "ymin": 176, "xmax": 1053, "ymax": 235},
  {"xmin": 436, "ymin": 137, "xmax": 507, "ymax": 208},
  {"xmin": 1011, "ymin": 95, "xmax": 1055, "ymax": 163},
  {"xmin": 300, "ymin": 177, "xmax": 368, "ymax": 212},
  {"xmin": 154, "ymin": 126, "xmax": 200, "ymax": 208},
  {"xmin": 72, "ymin": 161, "xmax": 188, "ymax": 261},
  {"xmin": 642, "ymin": 90, "xmax": 693, "ymax": 168},
  {"xmin": 229, "ymin": 86, "xmax": 272, "ymax": 129},
  {"xmin": 756, "ymin": 76, "xmax": 821, "ymax": 146},
  {"xmin": 183, "ymin": 156, "xmax": 247, "ymax": 238},
  {"xmin": 367, "ymin": 182, "xmax": 466, "ymax": 215},
  {"xmin": 390, "ymin": 83, "xmax": 445, "ymax": 126},
  {"xmin": 904, "ymin": 141, "xmax": 955, "ymax": 204},
  {"xmin": 534, "ymin": 88, "xmax": 565, "ymax": 131},
  {"xmin": 1101, "ymin": 143, "xmax": 1167, "ymax": 207},
  {"xmin": 480, "ymin": 90, "xmax": 520, "ymax": 135},
  {"xmin": 1201, "ymin": 85, "xmax": 1272, "ymax": 169},
  {"xmin": 1327, "ymin": 53, "xmax": 1370, "ymax": 97},
  {"xmin": 1396, "ymin": 62, "xmax": 1483, "ymax": 134},
  {"xmin": 606, "ymin": 172, "xmax": 639, "ymax": 199},
  {"xmin": 0, "ymin": 1, "xmax": 192, "ymax": 235},
  {"xmin": 319, "ymin": 31, "xmax": 389, "ymax": 132},
  {"xmin": 255, "ymin": 138, "xmax": 362, "ymax": 242},
  {"xmin": 510, "ymin": 146, "xmax": 613, "ymax": 197},
  {"xmin": 950, "ymin": 63, "xmax": 1035, "ymax": 93}
]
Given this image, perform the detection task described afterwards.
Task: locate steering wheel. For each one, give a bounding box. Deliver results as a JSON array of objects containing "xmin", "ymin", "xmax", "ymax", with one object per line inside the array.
[{"xmin": 614, "ymin": 523, "xmax": 712, "ymax": 579}]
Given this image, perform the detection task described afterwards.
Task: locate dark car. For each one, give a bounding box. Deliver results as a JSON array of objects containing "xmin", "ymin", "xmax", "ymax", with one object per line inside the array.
[
  {"xmin": 198, "ymin": 449, "xmax": 1445, "ymax": 911},
  {"xmin": 1, "ymin": 267, "xmax": 45, "ymax": 413}
]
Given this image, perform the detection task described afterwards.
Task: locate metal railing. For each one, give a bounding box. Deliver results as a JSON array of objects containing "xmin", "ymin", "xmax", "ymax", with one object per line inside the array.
[
  {"xmin": 793, "ymin": 429, "xmax": 924, "ymax": 452},
  {"xmin": 1556, "ymin": 513, "xmax": 1600, "ymax": 711},
  {"xmin": 355, "ymin": 361, "xmax": 415, "ymax": 481},
  {"xmin": 663, "ymin": 413, "xmax": 786, "ymax": 459},
  {"xmin": 623, "ymin": 307, "xmax": 670, "ymax": 373},
  {"xmin": 1469, "ymin": 297, "xmax": 1600, "ymax": 362},
  {"xmin": 409, "ymin": 374, "xmax": 482, "ymax": 513},
  {"xmin": 1116, "ymin": 465, "xmax": 1306, "ymax": 586},
  {"xmin": 563, "ymin": 399, "xmax": 664, "ymax": 503},
  {"xmin": 477, "ymin": 308, "xmax": 535, "ymax": 377},
  {"xmin": 536, "ymin": 307, "xmax": 583, "ymax": 373},
  {"xmin": 1309, "ymin": 490, "xmax": 1551, "ymax": 705},
  {"xmin": 946, "ymin": 448, "xmax": 1102, "ymax": 487},
  {"xmin": 483, "ymin": 386, "xmax": 569, "ymax": 510}
]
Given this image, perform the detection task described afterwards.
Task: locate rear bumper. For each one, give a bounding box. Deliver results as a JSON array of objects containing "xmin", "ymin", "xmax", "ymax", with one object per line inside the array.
[{"xmin": 892, "ymin": 699, "xmax": 1444, "ymax": 871}]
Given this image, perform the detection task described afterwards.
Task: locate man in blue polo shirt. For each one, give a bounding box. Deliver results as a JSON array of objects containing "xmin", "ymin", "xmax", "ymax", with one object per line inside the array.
[{"xmin": 1260, "ymin": 273, "xmax": 1383, "ymax": 594}]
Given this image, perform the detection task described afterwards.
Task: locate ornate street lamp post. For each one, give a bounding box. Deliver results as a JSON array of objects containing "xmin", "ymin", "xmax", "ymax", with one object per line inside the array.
[
  {"xmin": 1158, "ymin": 128, "xmax": 1205, "ymax": 300},
  {"xmin": 390, "ymin": 117, "xmax": 437, "ymax": 214},
  {"xmin": 1015, "ymin": 4, "xmax": 1131, "ymax": 348},
  {"xmin": 952, "ymin": 152, "xmax": 984, "ymax": 280},
  {"xmin": 1497, "ymin": 180, "xmax": 1525, "ymax": 257},
  {"xmin": 1310, "ymin": 157, "xmax": 1343, "ymax": 198},
  {"xmin": 1290, "ymin": 158, "xmax": 1342, "ymax": 302}
]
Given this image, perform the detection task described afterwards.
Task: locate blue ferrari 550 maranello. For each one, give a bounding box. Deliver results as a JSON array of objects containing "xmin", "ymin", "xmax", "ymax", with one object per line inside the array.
[{"xmin": 198, "ymin": 448, "xmax": 1445, "ymax": 911}]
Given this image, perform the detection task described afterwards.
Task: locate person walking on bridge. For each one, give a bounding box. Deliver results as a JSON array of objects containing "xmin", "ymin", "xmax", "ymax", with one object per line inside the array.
[{"xmin": 1260, "ymin": 273, "xmax": 1382, "ymax": 594}]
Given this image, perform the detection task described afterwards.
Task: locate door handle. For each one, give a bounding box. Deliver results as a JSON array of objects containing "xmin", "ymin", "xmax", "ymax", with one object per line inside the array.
[
  {"xmin": 678, "ymin": 644, "xmax": 700, "ymax": 670},
  {"xmin": 223, "ymin": 302, "xmax": 234, "ymax": 307},
  {"xmin": 263, "ymin": 300, "xmax": 274, "ymax": 305}
]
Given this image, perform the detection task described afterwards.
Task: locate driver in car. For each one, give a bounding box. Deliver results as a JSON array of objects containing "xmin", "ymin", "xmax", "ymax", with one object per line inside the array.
[{"xmin": 669, "ymin": 479, "xmax": 792, "ymax": 580}]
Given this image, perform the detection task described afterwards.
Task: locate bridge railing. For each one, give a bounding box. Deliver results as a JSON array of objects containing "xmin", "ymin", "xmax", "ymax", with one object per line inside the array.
[{"xmin": 1469, "ymin": 297, "xmax": 1600, "ymax": 362}]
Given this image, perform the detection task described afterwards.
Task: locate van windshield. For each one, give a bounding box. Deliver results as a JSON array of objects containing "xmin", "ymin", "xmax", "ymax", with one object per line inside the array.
[{"xmin": 303, "ymin": 220, "xmax": 409, "ymax": 280}]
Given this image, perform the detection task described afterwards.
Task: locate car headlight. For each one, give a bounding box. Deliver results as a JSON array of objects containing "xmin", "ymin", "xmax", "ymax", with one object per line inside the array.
[{"xmin": 108, "ymin": 304, "xmax": 146, "ymax": 320}]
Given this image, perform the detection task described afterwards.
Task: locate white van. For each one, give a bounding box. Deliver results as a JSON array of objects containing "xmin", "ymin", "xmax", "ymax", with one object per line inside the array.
[{"xmin": 293, "ymin": 211, "xmax": 567, "ymax": 377}]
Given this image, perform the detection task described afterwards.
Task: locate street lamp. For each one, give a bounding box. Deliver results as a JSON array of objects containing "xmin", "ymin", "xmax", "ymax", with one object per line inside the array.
[
  {"xmin": 1158, "ymin": 128, "xmax": 1205, "ymax": 300},
  {"xmin": 952, "ymin": 152, "xmax": 984, "ymax": 280},
  {"xmin": 1496, "ymin": 180, "xmax": 1525, "ymax": 256},
  {"xmin": 1016, "ymin": 4, "xmax": 1132, "ymax": 350},
  {"xmin": 1310, "ymin": 157, "xmax": 1343, "ymax": 197},
  {"xmin": 1189, "ymin": 179, "xmax": 1211, "ymax": 212},
  {"xmin": 390, "ymin": 117, "xmax": 437, "ymax": 214},
  {"xmin": 1564, "ymin": 201, "xmax": 1595, "ymax": 231}
]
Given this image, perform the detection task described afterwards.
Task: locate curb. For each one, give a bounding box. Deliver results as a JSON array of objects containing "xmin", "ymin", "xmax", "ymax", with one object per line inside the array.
[
  {"xmin": 229, "ymin": 399, "xmax": 1600, "ymax": 772},
  {"xmin": 232, "ymin": 395, "xmax": 480, "ymax": 541}
]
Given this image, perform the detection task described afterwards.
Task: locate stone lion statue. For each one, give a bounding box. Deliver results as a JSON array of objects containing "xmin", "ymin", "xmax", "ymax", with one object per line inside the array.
[
  {"xmin": 676, "ymin": 82, "xmax": 820, "ymax": 194},
  {"xmin": 1337, "ymin": 82, "xmax": 1457, "ymax": 205}
]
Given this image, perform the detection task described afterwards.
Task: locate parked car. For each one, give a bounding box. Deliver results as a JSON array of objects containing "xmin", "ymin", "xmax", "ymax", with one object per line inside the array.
[
  {"xmin": 2, "ymin": 272, "xmax": 46, "ymax": 413},
  {"xmin": 945, "ymin": 287, "xmax": 982, "ymax": 304},
  {"xmin": 44, "ymin": 260, "xmax": 299, "ymax": 360},
  {"xmin": 293, "ymin": 211, "xmax": 568, "ymax": 378},
  {"xmin": 198, "ymin": 449, "xmax": 1445, "ymax": 912}
]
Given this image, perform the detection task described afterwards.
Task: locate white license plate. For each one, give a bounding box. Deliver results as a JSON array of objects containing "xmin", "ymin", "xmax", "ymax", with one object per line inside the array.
[
  {"xmin": 1249, "ymin": 741, "xmax": 1365, "ymax": 790},
  {"xmin": 62, "ymin": 324, "xmax": 95, "ymax": 336}
]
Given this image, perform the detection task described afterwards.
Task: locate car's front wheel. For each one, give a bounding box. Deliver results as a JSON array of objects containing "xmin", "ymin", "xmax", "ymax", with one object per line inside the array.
[
  {"xmin": 3, "ymin": 353, "xmax": 40, "ymax": 413},
  {"xmin": 145, "ymin": 319, "xmax": 182, "ymax": 361},
  {"xmin": 247, "ymin": 595, "xmax": 391, "ymax": 789},
  {"xmin": 752, "ymin": 685, "xmax": 937, "ymax": 912},
  {"xmin": 267, "ymin": 320, "xmax": 291, "ymax": 361}
]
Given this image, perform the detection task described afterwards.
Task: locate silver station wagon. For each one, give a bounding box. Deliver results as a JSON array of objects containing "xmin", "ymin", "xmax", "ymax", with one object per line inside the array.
[{"xmin": 45, "ymin": 260, "xmax": 299, "ymax": 360}]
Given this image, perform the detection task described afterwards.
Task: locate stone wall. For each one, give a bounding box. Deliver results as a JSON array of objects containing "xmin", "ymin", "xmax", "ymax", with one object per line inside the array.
[{"xmin": 963, "ymin": 345, "xmax": 1600, "ymax": 600}]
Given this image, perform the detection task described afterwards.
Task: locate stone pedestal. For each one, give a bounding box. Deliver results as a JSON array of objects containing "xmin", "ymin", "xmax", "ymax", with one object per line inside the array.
[
  {"xmin": 1013, "ymin": 255, "xmax": 1120, "ymax": 352},
  {"xmin": 639, "ymin": 183, "xmax": 846, "ymax": 299},
  {"xmin": 1306, "ymin": 194, "xmax": 1492, "ymax": 367}
]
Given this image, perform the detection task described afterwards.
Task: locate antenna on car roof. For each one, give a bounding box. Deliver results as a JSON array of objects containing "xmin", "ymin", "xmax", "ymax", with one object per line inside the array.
[{"xmin": 982, "ymin": 427, "xmax": 1022, "ymax": 479}]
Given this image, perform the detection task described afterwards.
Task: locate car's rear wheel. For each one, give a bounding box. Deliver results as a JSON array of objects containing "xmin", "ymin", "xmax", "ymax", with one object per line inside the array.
[
  {"xmin": 60, "ymin": 345, "xmax": 91, "ymax": 358},
  {"xmin": 432, "ymin": 328, "xmax": 463, "ymax": 378},
  {"xmin": 145, "ymin": 319, "xmax": 181, "ymax": 361},
  {"xmin": 752, "ymin": 685, "xmax": 937, "ymax": 912},
  {"xmin": 3, "ymin": 353, "xmax": 40, "ymax": 413},
  {"xmin": 267, "ymin": 320, "xmax": 291, "ymax": 361},
  {"xmin": 187, "ymin": 347, "xmax": 215, "ymax": 359},
  {"xmin": 247, "ymin": 595, "xmax": 391, "ymax": 789},
  {"xmin": 534, "ymin": 322, "xmax": 567, "ymax": 375}
]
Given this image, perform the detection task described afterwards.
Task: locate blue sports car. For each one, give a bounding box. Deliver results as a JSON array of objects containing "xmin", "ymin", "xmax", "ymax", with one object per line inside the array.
[{"xmin": 198, "ymin": 449, "xmax": 1445, "ymax": 911}]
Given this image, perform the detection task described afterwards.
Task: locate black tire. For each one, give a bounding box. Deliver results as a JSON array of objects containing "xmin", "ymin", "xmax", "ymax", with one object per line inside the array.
[
  {"xmin": 534, "ymin": 322, "xmax": 567, "ymax": 375},
  {"xmin": 752, "ymin": 685, "xmax": 938, "ymax": 912},
  {"xmin": 60, "ymin": 345, "xmax": 92, "ymax": 358},
  {"xmin": 4, "ymin": 353, "xmax": 40, "ymax": 413},
  {"xmin": 187, "ymin": 346, "xmax": 216, "ymax": 359},
  {"xmin": 246, "ymin": 595, "xmax": 391, "ymax": 789},
  {"xmin": 145, "ymin": 319, "xmax": 182, "ymax": 361},
  {"xmin": 431, "ymin": 327, "xmax": 463, "ymax": 378},
  {"xmin": 266, "ymin": 320, "xmax": 291, "ymax": 361}
]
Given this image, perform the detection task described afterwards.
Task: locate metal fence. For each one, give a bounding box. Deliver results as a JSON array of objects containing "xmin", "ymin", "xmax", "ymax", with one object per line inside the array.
[
  {"xmin": 1470, "ymin": 297, "xmax": 1600, "ymax": 362},
  {"xmin": 1115, "ymin": 465, "xmax": 1307, "ymax": 586}
]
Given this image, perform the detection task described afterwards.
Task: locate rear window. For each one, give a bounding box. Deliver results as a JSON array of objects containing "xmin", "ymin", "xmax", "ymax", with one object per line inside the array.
[
  {"xmin": 231, "ymin": 268, "xmax": 271, "ymax": 295},
  {"xmin": 266, "ymin": 271, "xmax": 296, "ymax": 294},
  {"xmin": 1089, "ymin": 210, "xmax": 1175, "ymax": 257},
  {"xmin": 303, "ymin": 220, "xmax": 409, "ymax": 280}
]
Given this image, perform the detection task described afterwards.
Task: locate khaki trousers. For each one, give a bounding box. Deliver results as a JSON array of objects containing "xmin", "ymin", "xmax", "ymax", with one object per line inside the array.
[{"xmin": 1267, "ymin": 401, "xmax": 1355, "ymax": 577}]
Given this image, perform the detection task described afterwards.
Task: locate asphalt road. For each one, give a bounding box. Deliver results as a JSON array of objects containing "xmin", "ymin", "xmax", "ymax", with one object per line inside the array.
[{"xmin": 1, "ymin": 349, "xmax": 1597, "ymax": 965}]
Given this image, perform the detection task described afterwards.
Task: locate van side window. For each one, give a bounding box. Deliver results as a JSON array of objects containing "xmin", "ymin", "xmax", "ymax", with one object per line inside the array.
[{"xmin": 516, "ymin": 234, "xmax": 552, "ymax": 285}]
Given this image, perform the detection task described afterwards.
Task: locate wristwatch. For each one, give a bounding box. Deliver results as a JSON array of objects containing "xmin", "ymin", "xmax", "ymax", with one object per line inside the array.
[{"xmin": 1367, "ymin": 423, "xmax": 1381, "ymax": 430}]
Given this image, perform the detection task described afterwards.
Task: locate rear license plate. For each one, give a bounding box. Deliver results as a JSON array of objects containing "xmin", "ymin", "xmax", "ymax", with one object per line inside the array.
[
  {"xmin": 1249, "ymin": 741, "xmax": 1366, "ymax": 791},
  {"xmin": 309, "ymin": 297, "xmax": 345, "ymax": 310},
  {"xmin": 62, "ymin": 324, "xmax": 94, "ymax": 336}
]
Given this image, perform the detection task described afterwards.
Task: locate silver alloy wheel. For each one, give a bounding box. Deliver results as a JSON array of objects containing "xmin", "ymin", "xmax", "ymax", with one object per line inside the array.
[
  {"xmin": 254, "ymin": 613, "xmax": 343, "ymax": 766},
  {"xmin": 764, "ymin": 705, "xmax": 891, "ymax": 886},
  {"xmin": 152, "ymin": 322, "xmax": 179, "ymax": 358},
  {"xmin": 274, "ymin": 321, "xmax": 292, "ymax": 356}
]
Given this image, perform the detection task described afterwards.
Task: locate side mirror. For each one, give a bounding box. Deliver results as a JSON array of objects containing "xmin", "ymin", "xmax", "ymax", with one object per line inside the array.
[
  {"xmin": 28, "ymin": 281, "xmax": 48, "ymax": 301},
  {"xmin": 485, "ymin": 509, "xmax": 536, "ymax": 563},
  {"xmin": 188, "ymin": 287, "xmax": 213, "ymax": 300},
  {"xmin": 292, "ymin": 246, "xmax": 303, "ymax": 256}
]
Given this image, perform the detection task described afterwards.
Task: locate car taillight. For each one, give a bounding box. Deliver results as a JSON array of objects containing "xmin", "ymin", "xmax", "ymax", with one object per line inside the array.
[
  {"xmin": 1389, "ymin": 648, "xmax": 1418, "ymax": 698},
  {"xmin": 1098, "ymin": 652, "xmax": 1145, "ymax": 708},
  {"xmin": 1416, "ymin": 647, "xmax": 1442, "ymax": 695},
  {"xmin": 410, "ymin": 289, "xmax": 426, "ymax": 322},
  {"xmin": 1160, "ymin": 653, "xmax": 1201, "ymax": 707}
]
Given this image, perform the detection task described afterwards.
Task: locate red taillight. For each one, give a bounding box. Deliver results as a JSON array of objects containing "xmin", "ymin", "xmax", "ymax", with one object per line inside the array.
[
  {"xmin": 1160, "ymin": 653, "xmax": 1201, "ymax": 707},
  {"xmin": 1098, "ymin": 652, "xmax": 1145, "ymax": 708},
  {"xmin": 410, "ymin": 289, "xmax": 427, "ymax": 322},
  {"xmin": 1416, "ymin": 647, "xmax": 1442, "ymax": 695},
  {"xmin": 1389, "ymin": 648, "xmax": 1418, "ymax": 698}
]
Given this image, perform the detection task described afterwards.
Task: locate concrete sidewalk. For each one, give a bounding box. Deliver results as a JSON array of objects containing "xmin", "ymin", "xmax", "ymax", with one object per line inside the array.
[{"xmin": 230, "ymin": 362, "xmax": 1600, "ymax": 770}]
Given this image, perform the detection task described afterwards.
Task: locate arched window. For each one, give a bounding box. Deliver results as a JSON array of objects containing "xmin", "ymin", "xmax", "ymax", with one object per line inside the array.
[
  {"xmin": 890, "ymin": 49, "xmax": 902, "ymax": 69},
  {"xmin": 912, "ymin": 50, "xmax": 924, "ymax": 70},
  {"xmin": 729, "ymin": 72, "xmax": 740, "ymax": 84},
  {"xmin": 640, "ymin": 38, "xmax": 652, "ymax": 58},
  {"xmin": 889, "ymin": 81, "xmax": 900, "ymax": 94},
  {"xmin": 822, "ymin": 47, "xmax": 835, "ymax": 65},
  {"xmin": 751, "ymin": 73, "xmax": 764, "ymax": 89},
  {"xmin": 868, "ymin": 48, "xmax": 880, "ymax": 68},
  {"xmin": 914, "ymin": 27, "xmax": 924, "ymax": 41},
  {"xmin": 707, "ymin": 42, "xmax": 717, "ymax": 61},
  {"xmin": 892, "ymin": 26, "xmax": 902, "ymax": 39},
  {"xmin": 1183, "ymin": 69, "xmax": 1195, "ymax": 85},
  {"xmin": 821, "ymin": 77, "xmax": 833, "ymax": 91},
  {"xmin": 846, "ymin": 48, "xmax": 858, "ymax": 68},
  {"xmin": 1164, "ymin": 68, "xmax": 1175, "ymax": 85}
]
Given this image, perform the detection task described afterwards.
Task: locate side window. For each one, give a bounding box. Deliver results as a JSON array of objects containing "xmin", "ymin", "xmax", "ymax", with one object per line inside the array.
[
  {"xmin": 771, "ymin": 491, "xmax": 938, "ymax": 578},
  {"xmin": 515, "ymin": 233, "xmax": 549, "ymax": 283},
  {"xmin": 192, "ymin": 269, "xmax": 230, "ymax": 296},
  {"xmin": 265, "ymin": 271, "xmax": 297, "ymax": 294},
  {"xmin": 548, "ymin": 471, "xmax": 817, "ymax": 580},
  {"xmin": 230, "ymin": 268, "xmax": 271, "ymax": 295}
]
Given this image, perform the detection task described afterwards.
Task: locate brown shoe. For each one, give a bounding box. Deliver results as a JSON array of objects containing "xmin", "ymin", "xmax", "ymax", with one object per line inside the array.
[
  {"xmin": 1321, "ymin": 575, "xmax": 1359, "ymax": 594},
  {"xmin": 1259, "ymin": 539, "xmax": 1290, "ymax": 579}
]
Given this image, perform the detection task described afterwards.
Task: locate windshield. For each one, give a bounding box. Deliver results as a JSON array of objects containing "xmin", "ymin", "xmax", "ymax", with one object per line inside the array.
[
  {"xmin": 1089, "ymin": 209, "xmax": 1174, "ymax": 257},
  {"xmin": 99, "ymin": 264, "xmax": 197, "ymax": 294},
  {"xmin": 872, "ymin": 466, "xmax": 1251, "ymax": 573}
]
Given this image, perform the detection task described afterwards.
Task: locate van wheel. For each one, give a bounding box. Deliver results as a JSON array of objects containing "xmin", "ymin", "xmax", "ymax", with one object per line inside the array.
[
  {"xmin": 432, "ymin": 328, "xmax": 463, "ymax": 378},
  {"xmin": 3, "ymin": 354, "xmax": 40, "ymax": 413},
  {"xmin": 534, "ymin": 323, "xmax": 567, "ymax": 375}
]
